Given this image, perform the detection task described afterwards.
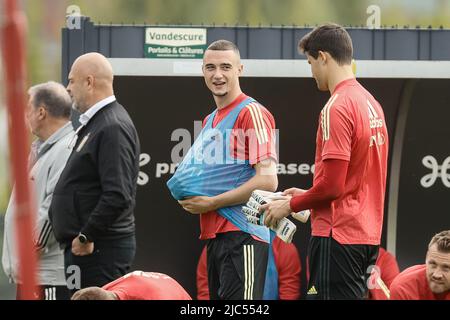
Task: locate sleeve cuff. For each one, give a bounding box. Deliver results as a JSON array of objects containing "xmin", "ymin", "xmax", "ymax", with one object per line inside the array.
[
  {"xmin": 289, "ymin": 196, "xmax": 301, "ymax": 213},
  {"xmin": 250, "ymin": 153, "xmax": 278, "ymax": 166},
  {"xmin": 80, "ymin": 224, "xmax": 99, "ymax": 242}
]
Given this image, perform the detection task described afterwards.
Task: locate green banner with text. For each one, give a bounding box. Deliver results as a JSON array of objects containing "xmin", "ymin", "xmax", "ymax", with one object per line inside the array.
[{"xmin": 145, "ymin": 27, "xmax": 207, "ymax": 59}]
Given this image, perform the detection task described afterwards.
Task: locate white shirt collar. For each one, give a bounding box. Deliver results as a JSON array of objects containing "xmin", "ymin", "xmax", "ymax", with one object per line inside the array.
[{"xmin": 79, "ymin": 95, "xmax": 116, "ymax": 126}]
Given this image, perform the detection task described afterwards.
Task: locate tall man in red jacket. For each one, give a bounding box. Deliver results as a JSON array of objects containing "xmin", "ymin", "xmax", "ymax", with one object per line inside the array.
[{"xmin": 260, "ymin": 23, "xmax": 389, "ymax": 300}]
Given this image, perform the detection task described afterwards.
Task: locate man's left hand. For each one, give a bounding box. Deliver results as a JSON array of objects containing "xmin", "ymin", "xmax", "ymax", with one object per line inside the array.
[
  {"xmin": 71, "ymin": 237, "xmax": 94, "ymax": 256},
  {"xmin": 260, "ymin": 199, "xmax": 292, "ymax": 229},
  {"xmin": 178, "ymin": 196, "xmax": 218, "ymax": 214}
]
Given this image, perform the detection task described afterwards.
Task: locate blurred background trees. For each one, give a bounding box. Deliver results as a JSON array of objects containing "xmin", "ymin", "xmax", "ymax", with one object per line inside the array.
[{"xmin": 20, "ymin": 0, "xmax": 450, "ymax": 86}]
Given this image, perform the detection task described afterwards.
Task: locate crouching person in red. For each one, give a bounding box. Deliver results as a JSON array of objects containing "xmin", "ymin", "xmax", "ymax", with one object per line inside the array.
[
  {"xmin": 390, "ymin": 230, "xmax": 450, "ymax": 300},
  {"xmin": 71, "ymin": 271, "xmax": 192, "ymax": 300}
]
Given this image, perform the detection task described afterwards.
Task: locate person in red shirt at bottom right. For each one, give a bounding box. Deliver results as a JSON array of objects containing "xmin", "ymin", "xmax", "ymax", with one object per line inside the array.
[
  {"xmin": 71, "ymin": 271, "xmax": 192, "ymax": 300},
  {"xmin": 390, "ymin": 230, "xmax": 450, "ymax": 300}
]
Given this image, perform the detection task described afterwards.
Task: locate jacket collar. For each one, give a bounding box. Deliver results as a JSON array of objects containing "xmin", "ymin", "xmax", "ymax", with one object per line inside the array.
[
  {"xmin": 35, "ymin": 121, "xmax": 74, "ymax": 158},
  {"xmin": 79, "ymin": 95, "xmax": 116, "ymax": 126}
]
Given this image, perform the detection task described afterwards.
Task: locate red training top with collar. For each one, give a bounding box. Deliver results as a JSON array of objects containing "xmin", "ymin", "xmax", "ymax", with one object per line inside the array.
[
  {"xmin": 390, "ymin": 265, "xmax": 450, "ymax": 300},
  {"xmin": 369, "ymin": 247, "xmax": 400, "ymax": 300},
  {"xmin": 292, "ymin": 78, "xmax": 388, "ymax": 245},
  {"xmin": 196, "ymin": 237, "xmax": 301, "ymax": 300},
  {"xmin": 102, "ymin": 271, "xmax": 192, "ymax": 300},
  {"xmin": 199, "ymin": 93, "xmax": 277, "ymax": 240}
]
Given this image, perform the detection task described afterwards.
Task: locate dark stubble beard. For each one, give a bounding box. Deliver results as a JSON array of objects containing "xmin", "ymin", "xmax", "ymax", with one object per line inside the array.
[{"xmin": 212, "ymin": 91, "xmax": 228, "ymax": 97}]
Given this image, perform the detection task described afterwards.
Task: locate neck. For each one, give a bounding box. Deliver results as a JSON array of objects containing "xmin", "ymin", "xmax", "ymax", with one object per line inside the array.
[
  {"xmin": 38, "ymin": 119, "xmax": 69, "ymax": 141},
  {"xmin": 214, "ymin": 89, "xmax": 242, "ymax": 110},
  {"xmin": 327, "ymin": 65, "xmax": 355, "ymax": 95},
  {"xmin": 85, "ymin": 90, "xmax": 114, "ymax": 111}
]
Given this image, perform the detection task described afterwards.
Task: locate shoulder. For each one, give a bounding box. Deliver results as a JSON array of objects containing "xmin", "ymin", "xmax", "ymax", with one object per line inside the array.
[
  {"xmin": 320, "ymin": 94, "xmax": 352, "ymax": 121},
  {"xmin": 334, "ymin": 84, "xmax": 379, "ymax": 116},
  {"xmin": 242, "ymin": 100, "xmax": 274, "ymax": 116},
  {"xmin": 396, "ymin": 264, "xmax": 426, "ymax": 282},
  {"xmin": 377, "ymin": 247, "xmax": 393, "ymax": 263},
  {"xmin": 320, "ymin": 95, "xmax": 354, "ymax": 133},
  {"xmin": 95, "ymin": 101, "xmax": 132, "ymax": 126},
  {"xmin": 238, "ymin": 100, "xmax": 275, "ymax": 126},
  {"xmin": 203, "ymin": 112, "xmax": 215, "ymax": 127},
  {"xmin": 391, "ymin": 265, "xmax": 425, "ymax": 292},
  {"xmin": 100, "ymin": 103, "xmax": 137, "ymax": 134},
  {"xmin": 44, "ymin": 129, "xmax": 75, "ymax": 163},
  {"xmin": 52, "ymin": 133, "xmax": 75, "ymax": 159},
  {"xmin": 398, "ymin": 264, "xmax": 425, "ymax": 279}
]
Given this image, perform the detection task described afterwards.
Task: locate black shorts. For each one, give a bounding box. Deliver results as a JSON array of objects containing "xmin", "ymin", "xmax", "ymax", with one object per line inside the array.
[
  {"xmin": 206, "ymin": 231, "xmax": 268, "ymax": 300},
  {"xmin": 306, "ymin": 236, "xmax": 379, "ymax": 300}
]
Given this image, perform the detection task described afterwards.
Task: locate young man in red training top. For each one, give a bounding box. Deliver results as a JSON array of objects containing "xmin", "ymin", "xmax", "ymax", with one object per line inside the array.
[
  {"xmin": 71, "ymin": 271, "xmax": 191, "ymax": 300},
  {"xmin": 260, "ymin": 23, "xmax": 389, "ymax": 299},
  {"xmin": 390, "ymin": 230, "xmax": 450, "ymax": 300},
  {"xmin": 178, "ymin": 40, "xmax": 278, "ymax": 300},
  {"xmin": 197, "ymin": 236, "xmax": 302, "ymax": 300}
]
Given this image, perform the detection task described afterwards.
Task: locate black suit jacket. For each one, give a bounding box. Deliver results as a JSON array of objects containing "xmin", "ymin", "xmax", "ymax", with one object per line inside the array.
[{"xmin": 49, "ymin": 101, "xmax": 140, "ymax": 245}]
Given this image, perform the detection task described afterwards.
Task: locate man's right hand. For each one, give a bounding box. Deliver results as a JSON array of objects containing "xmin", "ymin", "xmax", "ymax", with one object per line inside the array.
[
  {"xmin": 283, "ymin": 188, "xmax": 307, "ymax": 197},
  {"xmin": 71, "ymin": 237, "xmax": 94, "ymax": 256}
]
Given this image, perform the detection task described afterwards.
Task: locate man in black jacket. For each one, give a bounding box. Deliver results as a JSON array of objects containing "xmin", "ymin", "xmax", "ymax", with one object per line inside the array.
[{"xmin": 49, "ymin": 52, "xmax": 140, "ymax": 293}]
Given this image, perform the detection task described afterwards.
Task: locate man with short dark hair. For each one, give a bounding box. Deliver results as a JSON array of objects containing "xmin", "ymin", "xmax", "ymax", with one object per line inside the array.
[
  {"xmin": 390, "ymin": 230, "xmax": 450, "ymax": 300},
  {"xmin": 168, "ymin": 40, "xmax": 278, "ymax": 300},
  {"xmin": 2, "ymin": 81, "xmax": 75, "ymax": 300},
  {"xmin": 260, "ymin": 23, "xmax": 389, "ymax": 299}
]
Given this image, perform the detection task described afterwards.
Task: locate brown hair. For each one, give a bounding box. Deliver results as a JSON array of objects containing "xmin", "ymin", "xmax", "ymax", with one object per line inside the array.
[
  {"xmin": 206, "ymin": 39, "xmax": 240, "ymax": 59},
  {"xmin": 71, "ymin": 287, "xmax": 117, "ymax": 300},
  {"xmin": 298, "ymin": 23, "xmax": 353, "ymax": 65},
  {"xmin": 428, "ymin": 230, "xmax": 450, "ymax": 253}
]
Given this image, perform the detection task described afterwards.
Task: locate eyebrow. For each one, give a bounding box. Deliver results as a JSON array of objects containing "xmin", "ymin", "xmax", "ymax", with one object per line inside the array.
[{"xmin": 205, "ymin": 63, "xmax": 232, "ymax": 67}]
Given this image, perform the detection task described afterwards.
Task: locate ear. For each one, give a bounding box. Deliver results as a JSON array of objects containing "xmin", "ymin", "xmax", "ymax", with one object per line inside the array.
[
  {"xmin": 237, "ymin": 64, "xmax": 243, "ymax": 76},
  {"xmin": 37, "ymin": 106, "xmax": 46, "ymax": 120},
  {"xmin": 86, "ymin": 75, "xmax": 94, "ymax": 89},
  {"xmin": 318, "ymin": 51, "xmax": 328, "ymax": 65}
]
